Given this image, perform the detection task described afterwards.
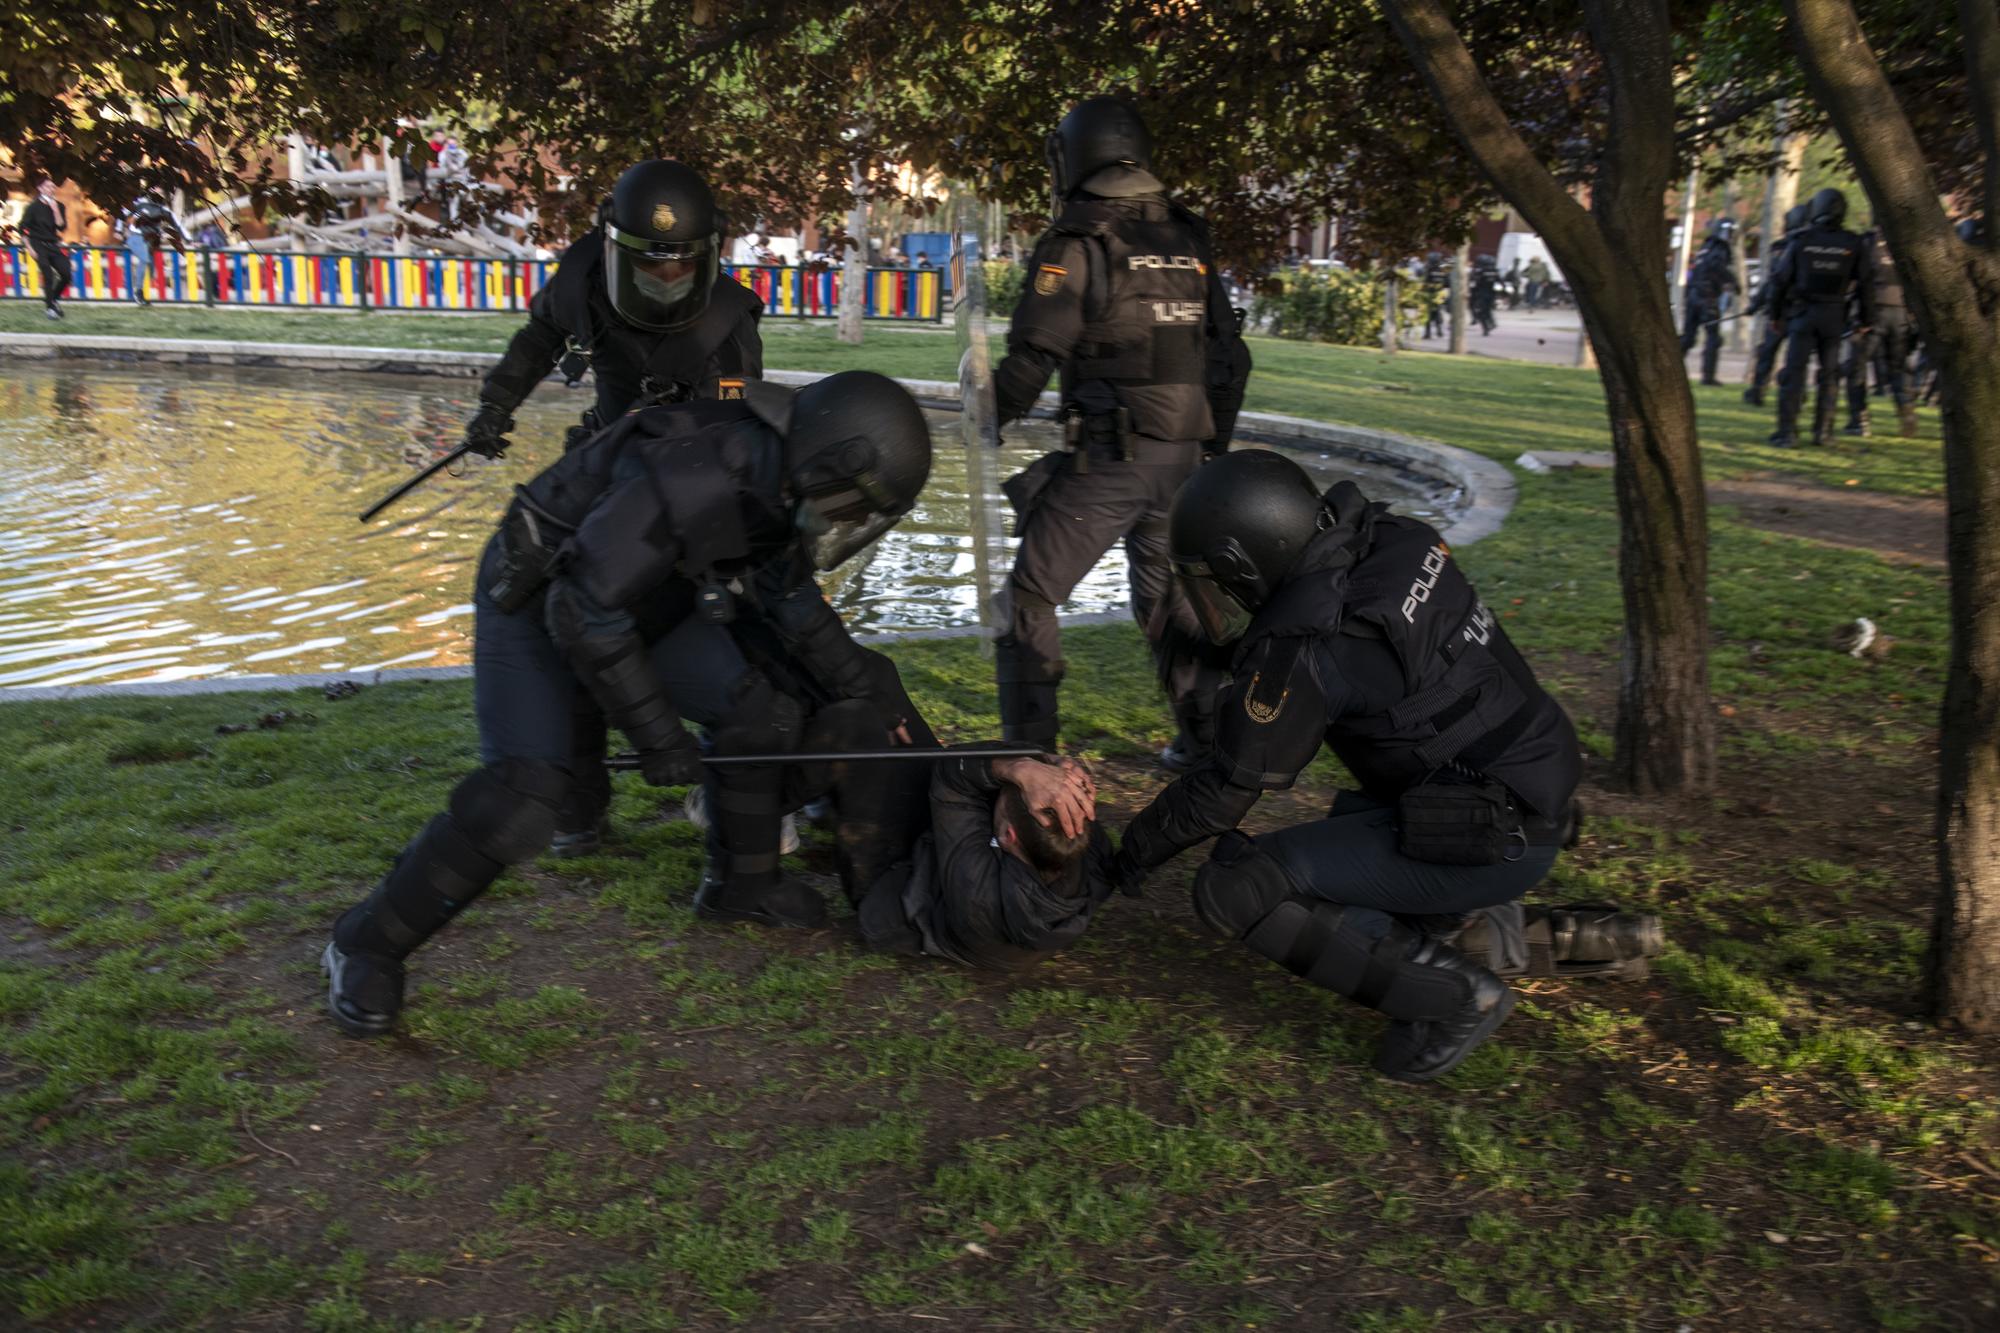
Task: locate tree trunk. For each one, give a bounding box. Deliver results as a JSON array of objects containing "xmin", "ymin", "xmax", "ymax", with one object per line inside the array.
[
  {"xmin": 1449, "ymin": 243, "xmax": 1470, "ymax": 353},
  {"xmin": 1386, "ymin": 0, "xmax": 1716, "ymax": 793},
  {"xmin": 1786, "ymin": 0, "xmax": 2000, "ymax": 1028},
  {"xmin": 838, "ymin": 166, "xmax": 867, "ymax": 346}
]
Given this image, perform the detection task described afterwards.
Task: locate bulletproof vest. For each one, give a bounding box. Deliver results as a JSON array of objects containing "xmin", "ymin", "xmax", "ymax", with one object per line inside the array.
[
  {"xmin": 1054, "ymin": 197, "xmax": 1214, "ymax": 442},
  {"xmin": 1689, "ymin": 243, "xmax": 1733, "ymax": 304},
  {"xmin": 1868, "ymin": 234, "xmax": 1904, "ymax": 308},
  {"xmin": 1794, "ymin": 226, "xmax": 1867, "ymax": 305},
  {"xmin": 1250, "ymin": 515, "xmax": 1556, "ymax": 808},
  {"xmin": 547, "ymin": 233, "xmax": 760, "ymax": 414}
]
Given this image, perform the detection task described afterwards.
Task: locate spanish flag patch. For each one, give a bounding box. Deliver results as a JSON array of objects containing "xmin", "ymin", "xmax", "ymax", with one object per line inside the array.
[
  {"xmin": 718, "ymin": 378, "xmax": 745, "ymax": 400},
  {"xmin": 1034, "ymin": 264, "xmax": 1068, "ymax": 296}
]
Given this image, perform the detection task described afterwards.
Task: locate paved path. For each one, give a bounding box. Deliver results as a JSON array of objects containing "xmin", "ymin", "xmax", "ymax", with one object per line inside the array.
[{"xmin": 1408, "ymin": 305, "xmax": 1761, "ymax": 382}]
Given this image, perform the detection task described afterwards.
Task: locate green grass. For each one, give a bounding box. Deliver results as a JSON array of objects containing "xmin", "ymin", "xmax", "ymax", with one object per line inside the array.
[{"xmin": 1, "ymin": 312, "xmax": 1993, "ymax": 1328}]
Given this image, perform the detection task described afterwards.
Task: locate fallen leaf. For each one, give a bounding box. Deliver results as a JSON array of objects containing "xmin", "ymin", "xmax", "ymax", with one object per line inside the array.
[{"xmin": 1765, "ymin": 1230, "xmax": 1789, "ymax": 1244}]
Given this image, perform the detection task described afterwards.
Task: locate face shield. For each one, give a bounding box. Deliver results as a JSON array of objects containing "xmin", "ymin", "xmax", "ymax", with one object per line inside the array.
[
  {"xmin": 1173, "ymin": 539, "xmax": 1270, "ymax": 645},
  {"xmin": 791, "ymin": 441, "xmax": 911, "ymax": 571},
  {"xmin": 603, "ymin": 223, "xmax": 718, "ymax": 331}
]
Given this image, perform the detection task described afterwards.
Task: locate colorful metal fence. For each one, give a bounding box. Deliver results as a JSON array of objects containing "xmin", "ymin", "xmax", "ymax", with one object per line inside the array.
[{"xmin": 1, "ymin": 246, "xmax": 942, "ymax": 321}]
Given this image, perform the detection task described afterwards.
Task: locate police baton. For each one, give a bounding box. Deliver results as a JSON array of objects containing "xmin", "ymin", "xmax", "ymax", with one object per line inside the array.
[
  {"xmin": 358, "ymin": 441, "xmax": 477, "ymax": 523},
  {"xmin": 606, "ymin": 746, "xmax": 1048, "ymax": 771}
]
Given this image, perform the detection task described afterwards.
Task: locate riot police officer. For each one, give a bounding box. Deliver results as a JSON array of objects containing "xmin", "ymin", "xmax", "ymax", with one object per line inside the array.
[
  {"xmin": 1846, "ymin": 229, "xmax": 1917, "ymax": 438},
  {"xmin": 1743, "ymin": 204, "xmax": 1811, "ymax": 407},
  {"xmin": 991, "ymin": 96, "xmax": 1252, "ymax": 770},
  {"xmin": 1420, "ymin": 252, "xmax": 1449, "ymax": 340},
  {"xmin": 321, "ymin": 372, "xmax": 933, "ymax": 1037},
  {"xmin": 1680, "ymin": 219, "xmax": 1740, "ymax": 386},
  {"xmin": 463, "ymin": 160, "xmax": 767, "ymax": 856},
  {"xmin": 1768, "ymin": 188, "xmax": 1875, "ymax": 447},
  {"xmin": 1110, "ymin": 450, "xmax": 1584, "ymax": 1082},
  {"xmin": 1468, "ymin": 255, "xmax": 1499, "ymax": 336}
]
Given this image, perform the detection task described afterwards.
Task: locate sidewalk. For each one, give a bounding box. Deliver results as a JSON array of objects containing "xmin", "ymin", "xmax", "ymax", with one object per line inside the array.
[{"xmin": 1416, "ymin": 304, "xmax": 1759, "ymax": 382}]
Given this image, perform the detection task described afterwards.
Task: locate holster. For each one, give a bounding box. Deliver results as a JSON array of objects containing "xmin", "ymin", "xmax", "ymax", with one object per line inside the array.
[
  {"xmin": 485, "ymin": 492, "xmax": 571, "ymax": 614},
  {"xmin": 1396, "ymin": 778, "xmax": 1528, "ymax": 866},
  {"xmin": 1001, "ymin": 451, "xmax": 1068, "ymax": 539}
]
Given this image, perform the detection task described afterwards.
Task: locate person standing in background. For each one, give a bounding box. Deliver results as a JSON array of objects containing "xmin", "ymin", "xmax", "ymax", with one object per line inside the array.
[{"xmin": 22, "ymin": 178, "xmax": 70, "ymax": 320}]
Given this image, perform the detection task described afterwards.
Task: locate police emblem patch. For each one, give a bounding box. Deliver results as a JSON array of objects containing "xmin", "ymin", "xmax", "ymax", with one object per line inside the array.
[
  {"xmin": 1244, "ymin": 671, "xmax": 1290, "ymax": 724},
  {"xmin": 1034, "ymin": 264, "xmax": 1067, "ymax": 296},
  {"xmin": 651, "ymin": 203, "xmax": 678, "ymax": 233}
]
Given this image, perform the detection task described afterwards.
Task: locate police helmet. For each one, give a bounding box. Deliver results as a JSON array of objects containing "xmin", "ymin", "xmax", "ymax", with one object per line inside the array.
[
  {"xmin": 1169, "ymin": 450, "xmax": 1328, "ymax": 645},
  {"xmin": 1708, "ymin": 218, "xmax": 1736, "ymax": 244},
  {"xmin": 1808, "ymin": 187, "xmax": 1848, "ymax": 228},
  {"xmin": 1782, "ymin": 203, "xmax": 1811, "ymax": 237},
  {"xmin": 785, "ymin": 371, "xmax": 933, "ymax": 571},
  {"xmin": 599, "ymin": 160, "xmax": 721, "ymax": 332},
  {"xmin": 1046, "ymin": 96, "xmax": 1153, "ymax": 200}
]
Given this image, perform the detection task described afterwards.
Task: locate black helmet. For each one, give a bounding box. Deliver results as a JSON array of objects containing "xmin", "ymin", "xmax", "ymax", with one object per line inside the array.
[
  {"xmin": 784, "ymin": 371, "xmax": 933, "ymax": 570},
  {"xmin": 600, "ymin": 160, "xmax": 721, "ymax": 331},
  {"xmin": 1046, "ymin": 96, "xmax": 1153, "ymax": 201},
  {"xmin": 1808, "ymin": 187, "xmax": 1847, "ymax": 228},
  {"xmin": 1782, "ymin": 203, "xmax": 1810, "ymax": 236},
  {"xmin": 1169, "ymin": 450, "xmax": 1329, "ymax": 644},
  {"xmin": 1708, "ymin": 218, "xmax": 1736, "ymax": 244}
]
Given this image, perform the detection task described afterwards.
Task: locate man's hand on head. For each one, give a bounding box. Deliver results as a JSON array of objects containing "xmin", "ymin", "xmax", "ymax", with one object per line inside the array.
[{"xmin": 997, "ymin": 755, "xmax": 1095, "ymax": 840}]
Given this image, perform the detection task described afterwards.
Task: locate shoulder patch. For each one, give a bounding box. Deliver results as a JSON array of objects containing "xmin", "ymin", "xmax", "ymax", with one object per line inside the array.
[
  {"xmin": 1243, "ymin": 638, "xmax": 1304, "ymax": 724},
  {"xmin": 1034, "ymin": 263, "xmax": 1068, "ymax": 296},
  {"xmin": 717, "ymin": 378, "xmax": 745, "ymax": 400}
]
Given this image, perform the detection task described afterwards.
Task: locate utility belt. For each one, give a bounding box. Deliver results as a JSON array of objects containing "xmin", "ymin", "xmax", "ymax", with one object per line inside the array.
[
  {"xmin": 485, "ymin": 489, "xmax": 576, "ymax": 614},
  {"xmin": 1058, "ymin": 405, "xmax": 1135, "ymax": 473},
  {"xmin": 1397, "ymin": 775, "xmax": 1575, "ymax": 866}
]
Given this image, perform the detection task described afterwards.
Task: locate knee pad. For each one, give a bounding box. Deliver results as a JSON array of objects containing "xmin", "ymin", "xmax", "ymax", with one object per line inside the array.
[
  {"xmin": 448, "ymin": 759, "xmax": 569, "ymax": 864},
  {"xmin": 713, "ymin": 673, "xmax": 804, "ymax": 755},
  {"xmin": 1191, "ymin": 832, "xmax": 1301, "ymax": 939}
]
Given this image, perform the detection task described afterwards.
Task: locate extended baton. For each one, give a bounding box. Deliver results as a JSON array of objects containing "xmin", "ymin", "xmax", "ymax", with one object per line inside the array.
[
  {"xmin": 606, "ymin": 746, "xmax": 1048, "ymax": 771},
  {"xmin": 358, "ymin": 441, "xmax": 477, "ymax": 523}
]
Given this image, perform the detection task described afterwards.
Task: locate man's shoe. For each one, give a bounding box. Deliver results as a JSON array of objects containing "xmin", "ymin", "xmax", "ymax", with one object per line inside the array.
[
  {"xmin": 322, "ymin": 940, "xmax": 404, "ymax": 1038},
  {"xmin": 44, "ymin": 306, "xmax": 60, "ymax": 321},
  {"xmin": 1379, "ymin": 940, "xmax": 1516, "ymax": 1084},
  {"xmin": 1742, "ymin": 386, "xmax": 1764, "ymax": 406},
  {"xmin": 1767, "ymin": 432, "xmax": 1796, "ymax": 448},
  {"xmin": 1699, "ymin": 376, "xmax": 1722, "ymax": 387},
  {"xmin": 549, "ymin": 817, "xmax": 609, "ymax": 859},
  {"xmin": 1844, "ymin": 418, "xmax": 1870, "ymax": 438},
  {"xmin": 695, "ymin": 876, "xmax": 829, "ymax": 929}
]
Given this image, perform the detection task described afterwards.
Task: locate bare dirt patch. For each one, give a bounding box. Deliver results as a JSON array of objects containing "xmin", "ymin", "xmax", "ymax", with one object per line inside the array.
[{"xmin": 1709, "ymin": 473, "xmax": 1946, "ymax": 567}]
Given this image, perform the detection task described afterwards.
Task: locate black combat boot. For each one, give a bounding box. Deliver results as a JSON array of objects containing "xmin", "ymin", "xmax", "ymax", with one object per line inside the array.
[
  {"xmin": 1844, "ymin": 411, "xmax": 1870, "ymax": 438},
  {"xmin": 1376, "ymin": 938, "xmax": 1516, "ymax": 1084},
  {"xmin": 1743, "ymin": 385, "xmax": 1764, "ymax": 407},
  {"xmin": 548, "ymin": 816, "xmax": 610, "ymax": 859},
  {"xmin": 324, "ymin": 909, "xmax": 409, "ymax": 1039}
]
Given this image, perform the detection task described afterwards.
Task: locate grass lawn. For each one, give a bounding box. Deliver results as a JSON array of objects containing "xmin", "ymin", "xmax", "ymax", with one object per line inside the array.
[{"xmin": 3, "ymin": 308, "xmax": 1993, "ymax": 1329}]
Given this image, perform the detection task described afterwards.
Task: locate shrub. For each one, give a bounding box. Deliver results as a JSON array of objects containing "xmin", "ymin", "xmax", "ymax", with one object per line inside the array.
[
  {"xmin": 984, "ymin": 259, "xmax": 1025, "ymax": 316},
  {"xmin": 1250, "ymin": 266, "xmax": 1429, "ymax": 347}
]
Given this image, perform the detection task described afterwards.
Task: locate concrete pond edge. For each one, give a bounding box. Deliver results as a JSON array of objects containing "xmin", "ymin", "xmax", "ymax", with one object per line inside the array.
[{"xmin": 0, "ymin": 332, "xmax": 1518, "ymax": 705}]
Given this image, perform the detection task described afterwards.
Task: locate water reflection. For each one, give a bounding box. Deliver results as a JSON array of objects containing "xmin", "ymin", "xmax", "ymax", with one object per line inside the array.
[{"xmin": 0, "ymin": 362, "xmax": 1447, "ymax": 688}]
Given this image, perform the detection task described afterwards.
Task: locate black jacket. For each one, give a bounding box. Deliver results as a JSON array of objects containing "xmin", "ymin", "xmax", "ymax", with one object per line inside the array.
[
  {"xmin": 482, "ymin": 227, "xmax": 765, "ymax": 421},
  {"xmin": 22, "ymin": 199, "xmax": 65, "ymax": 249},
  {"xmin": 1687, "ymin": 240, "xmax": 1740, "ymax": 309},
  {"xmin": 892, "ymin": 751, "xmax": 1114, "ymax": 970},
  {"xmin": 1122, "ymin": 486, "xmax": 1580, "ymax": 873},
  {"xmin": 993, "ymin": 166, "xmax": 1250, "ymax": 449},
  {"xmin": 1769, "ymin": 224, "xmax": 1876, "ymax": 327}
]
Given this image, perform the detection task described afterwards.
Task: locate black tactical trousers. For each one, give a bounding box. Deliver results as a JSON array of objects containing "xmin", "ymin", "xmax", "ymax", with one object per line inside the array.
[
  {"xmin": 1679, "ymin": 300, "xmax": 1724, "ymax": 382},
  {"xmin": 996, "ymin": 438, "xmax": 1209, "ymax": 746},
  {"xmin": 1258, "ymin": 792, "xmax": 1559, "ymax": 939},
  {"xmin": 1750, "ymin": 318, "xmax": 1787, "ymax": 392},
  {"xmin": 1848, "ymin": 310, "xmax": 1912, "ymax": 421},
  {"xmin": 1777, "ymin": 305, "xmax": 1847, "ymax": 442}
]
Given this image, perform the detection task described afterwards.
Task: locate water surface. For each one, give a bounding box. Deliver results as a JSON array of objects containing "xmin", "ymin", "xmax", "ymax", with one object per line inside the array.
[{"xmin": 0, "ymin": 362, "xmax": 1446, "ymax": 687}]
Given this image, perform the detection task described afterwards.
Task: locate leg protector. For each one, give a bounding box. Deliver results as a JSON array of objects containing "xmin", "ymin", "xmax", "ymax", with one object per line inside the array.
[
  {"xmin": 556, "ymin": 689, "xmax": 612, "ymax": 841},
  {"xmin": 1192, "ymin": 833, "xmax": 1470, "ymax": 1023},
  {"xmin": 705, "ymin": 674, "xmax": 804, "ymax": 890},
  {"xmin": 995, "ymin": 620, "xmax": 1064, "ymax": 747}
]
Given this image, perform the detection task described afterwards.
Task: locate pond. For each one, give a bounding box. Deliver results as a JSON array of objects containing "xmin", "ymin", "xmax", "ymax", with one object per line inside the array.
[{"xmin": 0, "ymin": 362, "xmax": 1451, "ymax": 688}]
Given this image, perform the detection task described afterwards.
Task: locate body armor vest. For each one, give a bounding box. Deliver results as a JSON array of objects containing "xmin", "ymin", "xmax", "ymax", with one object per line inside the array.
[
  {"xmin": 1053, "ymin": 199, "xmax": 1214, "ymax": 442},
  {"xmin": 1794, "ymin": 227, "xmax": 1867, "ymax": 305},
  {"xmin": 1246, "ymin": 516, "xmax": 1559, "ymax": 811},
  {"xmin": 547, "ymin": 235, "xmax": 761, "ymax": 412}
]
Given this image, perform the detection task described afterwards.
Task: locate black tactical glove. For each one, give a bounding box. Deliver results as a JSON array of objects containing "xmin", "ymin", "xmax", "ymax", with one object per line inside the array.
[
  {"xmin": 1107, "ymin": 842, "xmax": 1150, "ymax": 900},
  {"xmin": 635, "ymin": 728, "xmax": 705, "ymax": 787},
  {"xmin": 463, "ymin": 401, "xmax": 517, "ymax": 459}
]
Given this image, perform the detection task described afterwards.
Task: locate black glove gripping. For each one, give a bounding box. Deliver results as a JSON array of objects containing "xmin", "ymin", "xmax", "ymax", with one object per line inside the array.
[
  {"xmin": 637, "ymin": 728, "xmax": 705, "ymax": 787},
  {"xmin": 464, "ymin": 402, "xmax": 517, "ymax": 459}
]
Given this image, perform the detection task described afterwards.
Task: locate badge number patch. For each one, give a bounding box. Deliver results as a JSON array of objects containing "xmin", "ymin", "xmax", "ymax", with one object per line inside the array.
[{"xmin": 1034, "ymin": 264, "xmax": 1067, "ymax": 296}]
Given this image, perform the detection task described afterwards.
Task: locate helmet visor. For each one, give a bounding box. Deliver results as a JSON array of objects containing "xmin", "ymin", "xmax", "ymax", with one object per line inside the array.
[
  {"xmin": 1179, "ymin": 573, "xmax": 1256, "ymax": 645},
  {"xmin": 604, "ymin": 223, "xmax": 718, "ymax": 330},
  {"xmin": 799, "ymin": 498, "xmax": 905, "ymax": 571}
]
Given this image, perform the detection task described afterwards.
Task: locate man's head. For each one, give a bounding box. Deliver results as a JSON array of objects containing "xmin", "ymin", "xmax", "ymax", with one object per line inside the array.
[
  {"xmin": 994, "ymin": 785, "xmax": 1093, "ymax": 878},
  {"xmin": 36, "ymin": 177, "xmax": 56, "ymax": 201}
]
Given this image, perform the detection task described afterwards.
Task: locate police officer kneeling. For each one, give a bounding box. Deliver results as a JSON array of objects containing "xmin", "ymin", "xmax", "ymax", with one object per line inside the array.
[
  {"xmin": 321, "ymin": 372, "xmax": 932, "ymax": 1037},
  {"xmin": 1111, "ymin": 451, "xmax": 1583, "ymax": 1082}
]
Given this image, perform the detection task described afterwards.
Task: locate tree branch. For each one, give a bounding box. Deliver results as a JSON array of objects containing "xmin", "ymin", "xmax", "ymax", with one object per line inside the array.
[
  {"xmin": 1961, "ymin": 0, "xmax": 2000, "ymax": 244},
  {"xmin": 1381, "ymin": 0, "xmax": 1610, "ymax": 291}
]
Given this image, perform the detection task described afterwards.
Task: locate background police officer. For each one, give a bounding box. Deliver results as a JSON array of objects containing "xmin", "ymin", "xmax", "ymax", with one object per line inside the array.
[
  {"xmin": 1845, "ymin": 228, "xmax": 1918, "ymax": 438},
  {"xmin": 1767, "ymin": 188, "xmax": 1875, "ymax": 448},
  {"xmin": 1742, "ymin": 203, "xmax": 1810, "ymax": 407},
  {"xmin": 321, "ymin": 373, "xmax": 932, "ymax": 1038},
  {"xmin": 1110, "ymin": 450, "xmax": 1583, "ymax": 1082},
  {"xmin": 990, "ymin": 95, "xmax": 1252, "ymax": 770},
  {"xmin": 461, "ymin": 160, "xmax": 767, "ymax": 856},
  {"xmin": 1468, "ymin": 254, "xmax": 1499, "ymax": 336},
  {"xmin": 1680, "ymin": 219, "xmax": 1740, "ymax": 387}
]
